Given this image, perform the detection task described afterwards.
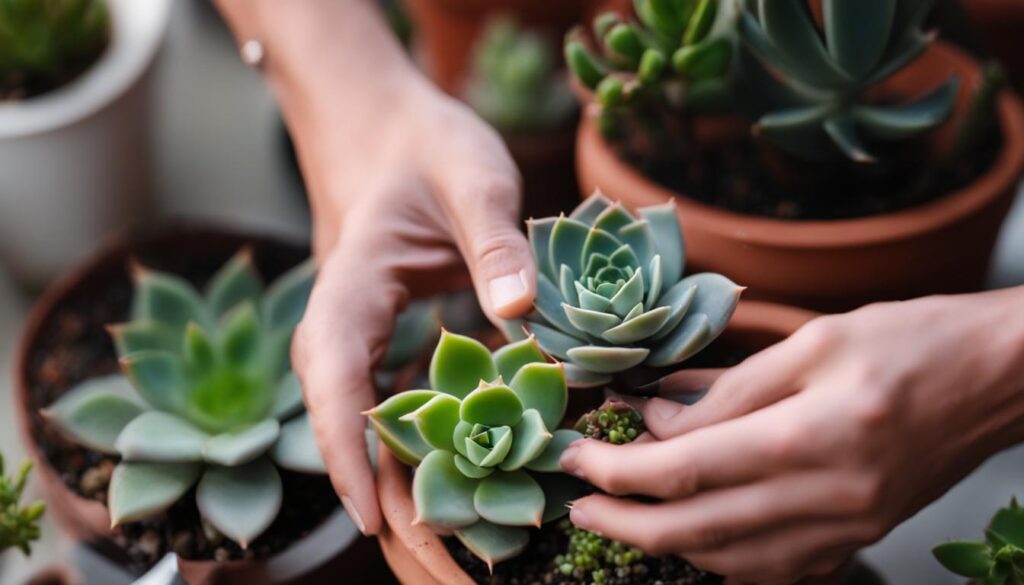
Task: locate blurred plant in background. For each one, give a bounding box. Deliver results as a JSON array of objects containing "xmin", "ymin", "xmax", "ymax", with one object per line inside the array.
[
  {"xmin": 0, "ymin": 454, "xmax": 45, "ymax": 556},
  {"xmin": 0, "ymin": 0, "xmax": 111, "ymax": 99}
]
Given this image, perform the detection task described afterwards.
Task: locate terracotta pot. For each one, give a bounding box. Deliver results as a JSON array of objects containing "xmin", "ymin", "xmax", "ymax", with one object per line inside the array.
[
  {"xmin": 577, "ymin": 42, "xmax": 1024, "ymax": 312},
  {"xmin": 24, "ymin": 565, "xmax": 81, "ymax": 585},
  {"xmin": 13, "ymin": 223, "xmax": 361, "ymax": 585},
  {"xmin": 376, "ymin": 300, "xmax": 819, "ymax": 585},
  {"xmin": 407, "ymin": 0, "xmax": 623, "ymax": 94},
  {"xmin": 963, "ymin": 0, "xmax": 1024, "ymax": 91}
]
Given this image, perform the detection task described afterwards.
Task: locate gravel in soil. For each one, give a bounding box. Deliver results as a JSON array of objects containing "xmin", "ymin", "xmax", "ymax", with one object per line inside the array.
[{"xmin": 24, "ymin": 239, "xmax": 339, "ymax": 574}]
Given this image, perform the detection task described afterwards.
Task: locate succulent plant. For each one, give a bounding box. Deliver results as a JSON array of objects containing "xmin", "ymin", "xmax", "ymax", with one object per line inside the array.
[
  {"xmin": 556, "ymin": 518, "xmax": 646, "ymax": 584},
  {"xmin": 42, "ymin": 250, "xmax": 325, "ymax": 548},
  {"xmin": 738, "ymin": 0, "xmax": 959, "ymax": 163},
  {"xmin": 934, "ymin": 497, "xmax": 1024, "ymax": 584},
  {"xmin": 366, "ymin": 331, "xmax": 586, "ymax": 569},
  {"xmin": 575, "ymin": 399, "xmax": 645, "ymax": 445},
  {"xmin": 0, "ymin": 0, "xmax": 110, "ymax": 98},
  {"xmin": 0, "ymin": 454, "xmax": 45, "ymax": 556},
  {"xmin": 522, "ymin": 191, "xmax": 742, "ymax": 386},
  {"xmin": 465, "ymin": 18, "xmax": 575, "ymax": 133},
  {"xmin": 565, "ymin": 0, "xmax": 736, "ymax": 136}
]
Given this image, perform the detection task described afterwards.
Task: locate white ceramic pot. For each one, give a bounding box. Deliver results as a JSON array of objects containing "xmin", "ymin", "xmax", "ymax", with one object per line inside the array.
[{"xmin": 0, "ymin": 0, "xmax": 171, "ymax": 288}]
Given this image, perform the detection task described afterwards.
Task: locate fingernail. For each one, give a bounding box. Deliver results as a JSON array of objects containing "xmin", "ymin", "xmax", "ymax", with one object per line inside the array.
[
  {"xmin": 341, "ymin": 496, "xmax": 366, "ymax": 535},
  {"xmin": 651, "ymin": 398, "xmax": 683, "ymax": 420},
  {"xmin": 560, "ymin": 442, "xmax": 584, "ymax": 479},
  {"xmin": 570, "ymin": 505, "xmax": 591, "ymax": 530},
  {"xmin": 488, "ymin": 270, "xmax": 528, "ymax": 313}
]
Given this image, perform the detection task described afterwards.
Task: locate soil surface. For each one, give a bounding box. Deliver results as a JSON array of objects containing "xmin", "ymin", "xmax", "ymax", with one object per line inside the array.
[
  {"xmin": 24, "ymin": 232, "xmax": 339, "ymax": 574},
  {"xmin": 1, "ymin": 29, "xmax": 110, "ymax": 101},
  {"xmin": 622, "ymin": 127, "xmax": 1002, "ymax": 221}
]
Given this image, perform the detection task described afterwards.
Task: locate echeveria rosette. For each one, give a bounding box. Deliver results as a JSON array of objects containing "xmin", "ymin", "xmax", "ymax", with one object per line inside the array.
[
  {"xmin": 366, "ymin": 332, "xmax": 586, "ymax": 570},
  {"xmin": 41, "ymin": 250, "xmax": 325, "ymax": 548},
  {"xmin": 738, "ymin": 0, "xmax": 958, "ymax": 163},
  {"xmin": 523, "ymin": 191, "xmax": 742, "ymax": 387}
]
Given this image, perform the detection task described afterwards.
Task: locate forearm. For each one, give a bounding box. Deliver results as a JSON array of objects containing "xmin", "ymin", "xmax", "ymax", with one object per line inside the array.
[{"xmin": 968, "ymin": 285, "xmax": 1024, "ymax": 451}]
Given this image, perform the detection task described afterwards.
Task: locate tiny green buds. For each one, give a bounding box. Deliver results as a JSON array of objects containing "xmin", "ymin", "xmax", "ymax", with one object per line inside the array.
[
  {"xmin": 934, "ymin": 497, "xmax": 1024, "ymax": 583},
  {"xmin": 42, "ymin": 250, "xmax": 326, "ymax": 548},
  {"xmin": 555, "ymin": 519, "xmax": 646, "ymax": 584},
  {"xmin": 575, "ymin": 400, "xmax": 645, "ymax": 445},
  {"xmin": 0, "ymin": 454, "xmax": 45, "ymax": 556}
]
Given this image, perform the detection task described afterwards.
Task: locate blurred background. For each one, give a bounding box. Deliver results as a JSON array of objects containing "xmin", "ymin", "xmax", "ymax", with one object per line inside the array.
[{"xmin": 0, "ymin": 0, "xmax": 1023, "ymax": 583}]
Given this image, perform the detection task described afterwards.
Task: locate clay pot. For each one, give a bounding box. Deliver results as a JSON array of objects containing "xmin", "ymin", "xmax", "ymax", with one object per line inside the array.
[
  {"xmin": 407, "ymin": 0, "xmax": 623, "ymax": 94},
  {"xmin": 13, "ymin": 224, "xmax": 362, "ymax": 585},
  {"xmin": 576, "ymin": 42, "xmax": 1024, "ymax": 312},
  {"xmin": 376, "ymin": 300, "xmax": 819, "ymax": 585},
  {"xmin": 24, "ymin": 565, "xmax": 80, "ymax": 585},
  {"xmin": 963, "ymin": 0, "xmax": 1024, "ymax": 91}
]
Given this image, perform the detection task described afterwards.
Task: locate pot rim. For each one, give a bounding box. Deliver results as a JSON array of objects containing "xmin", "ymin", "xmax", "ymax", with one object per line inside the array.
[
  {"xmin": 578, "ymin": 41, "xmax": 1024, "ymax": 249},
  {"xmin": 0, "ymin": 0, "xmax": 172, "ymax": 138},
  {"xmin": 376, "ymin": 299, "xmax": 816, "ymax": 583},
  {"xmin": 11, "ymin": 222, "xmax": 359, "ymax": 577}
]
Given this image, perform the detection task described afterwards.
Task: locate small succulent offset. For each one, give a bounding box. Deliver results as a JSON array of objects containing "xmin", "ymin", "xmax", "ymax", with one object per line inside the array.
[
  {"xmin": 43, "ymin": 250, "xmax": 325, "ymax": 548},
  {"xmin": 0, "ymin": 0, "xmax": 110, "ymax": 98},
  {"xmin": 934, "ymin": 498, "xmax": 1024, "ymax": 584},
  {"xmin": 0, "ymin": 454, "xmax": 45, "ymax": 556},
  {"xmin": 565, "ymin": 0, "xmax": 734, "ymax": 135},
  {"xmin": 575, "ymin": 400, "xmax": 645, "ymax": 445},
  {"xmin": 367, "ymin": 332, "xmax": 585, "ymax": 569},
  {"xmin": 739, "ymin": 0, "xmax": 959, "ymax": 163},
  {"xmin": 465, "ymin": 18, "xmax": 575, "ymax": 133},
  {"xmin": 523, "ymin": 191, "xmax": 742, "ymax": 386}
]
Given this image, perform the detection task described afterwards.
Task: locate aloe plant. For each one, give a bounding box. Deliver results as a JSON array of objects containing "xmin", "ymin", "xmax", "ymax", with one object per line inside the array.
[
  {"xmin": 934, "ymin": 498, "xmax": 1024, "ymax": 584},
  {"xmin": 366, "ymin": 331, "xmax": 586, "ymax": 569},
  {"xmin": 738, "ymin": 0, "xmax": 959, "ymax": 163},
  {"xmin": 565, "ymin": 0, "xmax": 735, "ymax": 138},
  {"xmin": 465, "ymin": 18, "xmax": 575, "ymax": 133},
  {"xmin": 523, "ymin": 191, "xmax": 742, "ymax": 386},
  {"xmin": 42, "ymin": 250, "xmax": 325, "ymax": 548},
  {"xmin": 0, "ymin": 454, "xmax": 45, "ymax": 556},
  {"xmin": 0, "ymin": 0, "xmax": 110, "ymax": 98}
]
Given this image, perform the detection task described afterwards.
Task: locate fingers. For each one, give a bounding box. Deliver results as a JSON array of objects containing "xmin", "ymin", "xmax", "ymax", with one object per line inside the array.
[
  {"xmin": 293, "ymin": 245, "xmax": 408, "ymax": 536},
  {"xmin": 567, "ymin": 471, "xmax": 877, "ymax": 556}
]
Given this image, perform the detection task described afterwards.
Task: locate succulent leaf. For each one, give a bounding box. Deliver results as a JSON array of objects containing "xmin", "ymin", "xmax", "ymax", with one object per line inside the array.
[
  {"xmin": 824, "ymin": 112, "xmax": 877, "ymax": 163},
  {"xmin": 262, "ymin": 259, "xmax": 315, "ymax": 332},
  {"xmin": 401, "ymin": 394, "xmax": 462, "ymax": 452},
  {"xmin": 933, "ymin": 541, "xmax": 993, "ymax": 578},
  {"xmin": 221, "ymin": 302, "xmax": 263, "ymax": 368},
  {"xmin": 206, "ymin": 249, "xmax": 263, "ymax": 319},
  {"xmin": 120, "ymin": 350, "xmax": 189, "ymax": 415},
  {"xmin": 109, "ymin": 462, "xmax": 202, "ymax": 526},
  {"xmin": 562, "ymin": 364, "xmax": 613, "ymax": 388},
  {"xmin": 567, "ymin": 346, "xmax": 650, "ymax": 374},
  {"xmin": 645, "ymin": 313, "xmax": 710, "ymax": 367},
  {"xmin": 853, "ymin": 76, "xmax": 960, "ymax": 139},
  {"xmin": 499, "ymin": 409, "xmax": 553, "ymax": 472},
  {"xmin": 823, "ymin": 0, "xmax": 895, "ymax": 78},
  {"xmin": 272, "ymin": 372, "xmax": 305, "ymax": 420},
  {"xmin": 430, "ymin": 331, "xmax": 498, "ymax": 399},
  {"xmin": 527, "ymin": 218, "xmax": 558, "ymax": 281},
  {"xmin": 455, "ymin": 455, "xmax": 496, "ymax": 479},
  {"xmin": 474, "ymin": 471, "xmax": 545, "ymax": 527},
  {"xmin": 413, "ymin": 451, "xmax": 480, "ymax": 529},
  {"xmin": 132, "ymin": 269, "xmax": 210, "ymax": 332},
  {"xmin": 183, "ymin": 322, "xmax": 216, "ymax": 375},
  {"xmin": 204, "ymin": 419, "xmax": 281, "ymax": 467},
  {"xmin": 526, "ymin": 430, "xmax": 584, "ymax": 473},
  {"xmin": 40, "ymin": 375, "xmax": 145, "ymax": 454},
  {"xmin": 638, "ymin": 201, "xmax": 685, "ymax": 284},
  {"xmin": 493, "ymin": 336, "xmax": 548, "ymax": 383},
  {"xmin": 366, "ymin": 390, "xmax": 439, "ymax": 466},
  {"xmin": 508, "ymin": 363, "xmax": 568, "ymax": 430},
  {"xmin": 270, "ymin": 413, "xmax": 326, "ymax": 474},
  {"xmin": 196, "ymin": 458, "xmax": 282, "ymax": 549},
  {"xmin": 990, "ymin": 503, "xmax": 1024, "ymax": 548},
  {"xmin": 461, "ymin": 384, "xmax": 523, "ymax": 428},
  {"xmin": 109, "ymin": 321, "xmax": 179, "ymax": 355},
  {"xmin": 455, "ymin": 521, "xmax": 531, "ymax": 571},
  {"xmin": 115, "ymin": 411, "xmax": 210, "ymax": 463}
]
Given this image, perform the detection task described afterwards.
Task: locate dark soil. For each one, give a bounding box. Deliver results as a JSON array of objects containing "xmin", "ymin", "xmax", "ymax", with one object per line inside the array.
[
  {"xmin": 24, "ymin": 229, "xmax": 339, "ymax": 575},
  {"xmin": 445, "ymin": 522, "xmax": 721, "ymax": 585},
  {"xmin": 1, "ymin": 31, "xmax": 111, "ymax": 101},
  {"xmin": 622, "ymin": 125, "xmax": 1002, "ymax": 221}
]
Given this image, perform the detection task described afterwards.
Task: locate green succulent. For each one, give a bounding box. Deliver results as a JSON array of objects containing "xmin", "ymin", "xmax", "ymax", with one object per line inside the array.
[
  {"xmin": 575, "ymin": 399, "xmax": 645, "ymax": 445},
  {"xmin": 934, "ymin": 497, "xmax": 1024, "ymax": 585},
  {"xmin": 738, "ymin": 0, "xmax": 959, "ymax": 163},
  {"xmin": 0, "ymin": 454, "xmax": 45, "ymax": 556},
  {"xmin": 0, "ymin": 0, "xmax": 110, "ymax": 98},
  {"xmin": 523, "ymin": 191, "xmax": 742, "ymax": 386},
  {"xmin": 366, "ymin": 331, "xmax": 586, "ymax": 569},
  {"xmin": 556, "ymin": 518, "xmax": 646, "ymax": 584},
  {"xmin": 565, "ymin": 0, "xmax": 735, "ymax": 135},
  {"xmin": 42, "ymin": 250, "xmax": 325, "ymax": 548},
  {"xmin": 465, "ymin": 18, "xmax": 575, "ymax": 133}
]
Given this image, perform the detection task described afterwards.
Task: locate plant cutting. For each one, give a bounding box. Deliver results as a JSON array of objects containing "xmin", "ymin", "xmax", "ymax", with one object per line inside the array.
[
  {"xmin": 934, "ymin": 497, "xmax": 1024, "ymax": 584},
  {"xmin": 523, "ymin": 191, "xmax": 742, "ymax": 386},
  {"xmin": 0, "ymin": 454, "xmax": 45, "ymax": 557},
  {"xmin": 40, "ymin": 249, "xmax": 325, "ymax": 548},
  {"xmin": 571, "ymin": 0, "xmax": 1024, "ymax": 311},
  {"xmin": 0, "ymin": 0, "xmax": 170, "ymax": 287}
]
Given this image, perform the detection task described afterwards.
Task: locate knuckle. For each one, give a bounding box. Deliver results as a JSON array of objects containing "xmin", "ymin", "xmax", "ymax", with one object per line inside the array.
[
  {"xmin": 683, "ymin": 524, "xmax": 732, "ymax": 551},
  {"xmin": 846, "ymin": 472, "xmax": 886, "ymax": 515},
  {"xmin": 664, "ymin": 457, "xmax": 700, "ymax": 498},
  {"xmin": 640, "ymin": 530, "xmax": 675, "ymax": 556},
  {"xmin": 770, "ymin": 424, "xmax": 811, "ymax": 459},
  {"xmin": 471, "ymin": 229, "xmax": 527, "ymax": 269},
  {"xmin": 796, "ymin": 317, "xmax": 843, "ymax": 352}
]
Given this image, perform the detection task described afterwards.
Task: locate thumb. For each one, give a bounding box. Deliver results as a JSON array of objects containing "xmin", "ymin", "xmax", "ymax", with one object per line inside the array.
[{"xmin": 439, "ymin": 172, "xmax": 536, "ymax": 321}]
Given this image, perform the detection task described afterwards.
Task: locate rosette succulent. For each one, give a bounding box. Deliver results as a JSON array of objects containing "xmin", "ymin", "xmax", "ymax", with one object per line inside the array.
[
  {"xmin": 42, "ymin": 250, "xmax": 326, "ymax": 548},
  {"xmin": 0, "ymin": 454, "xmax": 45, "ymax": 556},
  {"xmin": 366, "ymin": 332, "xmax": 585, "ymax": 569},
  {"xmin": 738, "ymin": 0, "xmax": 959, "ymax": 163},
  {"xmin": 523, "ymin": 191, "xmax": 742, "ymax": 385},
  {"xmin": 934, "ymin": 498, "xmax": 1024, "ymax": 584}
]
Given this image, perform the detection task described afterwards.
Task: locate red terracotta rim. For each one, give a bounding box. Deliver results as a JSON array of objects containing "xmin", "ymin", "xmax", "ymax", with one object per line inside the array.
[{"xmin": 578, "ymin": 42, "xmax": 1024, "ymax": 249}]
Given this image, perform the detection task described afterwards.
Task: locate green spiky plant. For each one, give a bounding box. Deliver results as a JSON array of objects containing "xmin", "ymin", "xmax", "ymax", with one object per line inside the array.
[
  {"xmin": 737, "ymin": 0, "xmax": 959, "ymax": 163},
  {"xmin": 42, "ymin": 250, "xmax": 326, "ymax": 549},
  {"xmin": 0, "ymin": 454, "xmax": 45, "ymax": 556},
  {"xmin": 523, "ymin": 190, "xmax": 742, "ymax": 387},
  {"xmin": 0, "ymin": 0, "xmax": 111, "ymax": 99},
  {"xmin": 366, "ymin": 331, "xmax": 587, "ymax": 570},
  {"xmin": 933, "ymin": 497, "xmax": 1024, "ymax": 584},
  {"xmin": 465, "ymin": 18, "xmax": 575, "ymax": 133},
  {"xmin": 565, "ymin": 0, "xmax": 736, "ymax": 146}
]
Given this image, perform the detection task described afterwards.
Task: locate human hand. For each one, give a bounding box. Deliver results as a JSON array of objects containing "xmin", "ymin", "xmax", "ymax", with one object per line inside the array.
[
  {"xmin": 289, "ymin": 76, "xmax": 536, "ymax": 535},
  {"xmin": 559, "ymin": 290, "xmax": 1024, "ymax": 583}
]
